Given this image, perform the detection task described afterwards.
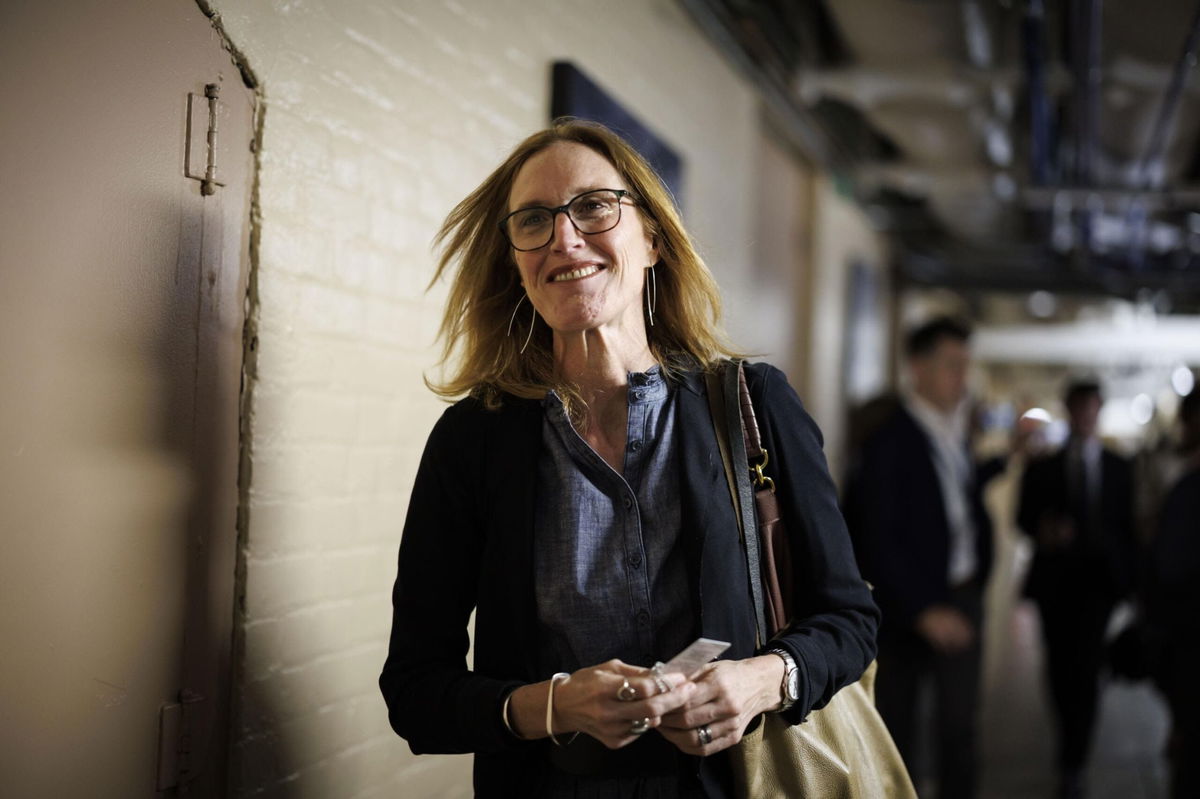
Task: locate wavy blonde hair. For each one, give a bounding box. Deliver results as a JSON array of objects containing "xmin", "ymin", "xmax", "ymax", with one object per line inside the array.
[{"xmin": 428, "ymin": 118, "xmax": 739, "ymax": 411}]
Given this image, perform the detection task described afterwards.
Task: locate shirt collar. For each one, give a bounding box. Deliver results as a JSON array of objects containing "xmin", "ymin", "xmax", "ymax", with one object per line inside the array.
[{"xmin": 905, "ymin": 391, "xmax": 969, "ymax": 442}]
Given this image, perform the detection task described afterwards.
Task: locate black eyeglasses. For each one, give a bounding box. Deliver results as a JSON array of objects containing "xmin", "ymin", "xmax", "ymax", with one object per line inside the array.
[{"xmin": 498, "ymin": 189, "xmax": 634, "ymax": 251}]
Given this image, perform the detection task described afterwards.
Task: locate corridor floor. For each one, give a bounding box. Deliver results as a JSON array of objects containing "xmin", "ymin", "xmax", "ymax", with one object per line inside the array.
[
  {"xmin": 974, "ymin": 597, "xmax": 1171, "ymax": 796},
  {"xmin": 974, "ymin": 600, "xmax": 1170, "ymax": 799}
]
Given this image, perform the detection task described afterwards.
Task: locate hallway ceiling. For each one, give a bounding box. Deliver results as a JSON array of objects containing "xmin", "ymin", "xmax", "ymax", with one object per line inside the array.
[{"xmin": 682, "ymin": 0, "xmax": 1200, "ymax": 310}]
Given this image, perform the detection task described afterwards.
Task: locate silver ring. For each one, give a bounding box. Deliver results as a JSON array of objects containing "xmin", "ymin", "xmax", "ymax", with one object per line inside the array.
[
  {"xmin": 617, "ymin": 679, "xmax": 637, "ymax": 702},
  {"xmin": 650, "ymin": 662, "xmax": 671, "ymax": 694},
  {"xmin": 630, "ymin": 717, "xmax": 651, "ymax": 735},
  {"xmin": 698, "ymin": 724, "xmax": 712, "ymax": 745}
]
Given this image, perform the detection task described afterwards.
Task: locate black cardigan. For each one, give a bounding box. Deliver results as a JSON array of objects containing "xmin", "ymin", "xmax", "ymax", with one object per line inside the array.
[{"xmin": 379, "ymin": 362, "xmax": 879, "ymax": 795}]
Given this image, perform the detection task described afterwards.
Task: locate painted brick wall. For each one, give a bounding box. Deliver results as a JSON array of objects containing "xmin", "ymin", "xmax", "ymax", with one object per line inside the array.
[{"xmin": 205, "ymin": 1, "xmax": 817, "ymax": 796}]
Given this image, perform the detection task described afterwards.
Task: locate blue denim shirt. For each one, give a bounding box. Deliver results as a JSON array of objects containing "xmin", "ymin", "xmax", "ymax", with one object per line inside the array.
[{"xmin": 534, "ymin": 367, "xmax": 694, "ymax": 674}]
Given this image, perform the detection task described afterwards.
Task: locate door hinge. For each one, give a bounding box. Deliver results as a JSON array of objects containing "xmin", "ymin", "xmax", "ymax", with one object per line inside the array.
[
  {"xmin": 156, "ymin": 689, "xmax": 205, "ymax": 792},
  {"xmin": 185, "ymin": 83, "xmax": 225, "ymax": 196}
]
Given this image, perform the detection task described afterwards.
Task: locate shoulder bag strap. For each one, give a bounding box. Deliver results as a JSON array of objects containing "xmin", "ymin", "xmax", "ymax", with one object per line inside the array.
[{"xmin": 705, "ymin": 361, "xmax": 768, "ymax": 645}]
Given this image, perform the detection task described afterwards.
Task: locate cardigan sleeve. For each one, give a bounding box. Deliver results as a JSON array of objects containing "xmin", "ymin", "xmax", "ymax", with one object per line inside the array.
[
  {"xmin": 744, "ymin": 363, "xmax": 880, "ymax": 724},
  {"xmin": 378, "ymin": 400, "xmax": 530, "ymax": 755}
]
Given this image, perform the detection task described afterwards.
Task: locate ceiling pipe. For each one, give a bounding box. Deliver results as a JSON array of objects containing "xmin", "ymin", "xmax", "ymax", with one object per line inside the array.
[
  {"xmin": 1068, "ymin": 0, "xmax": 1102, "ymax": 264},
  {"xmin": 1127, "ymin": 0, "xmax": 1200, "ymax": 269},
  {"xmin": 1021, "ymin": 0, "xmax": 1053, "ymax": 186},
  {"xmin": 678, "ymin": 0, "xmax": 848, "ymax": 169},
  {"xmin": 1134, "ymin": 0, "xmax": 1200, "ymax": 190},
  {"xmin": 1024, "ymin": 186, "xmax": 1200, "ymax": 211},
  {"xmin": 961, "ymin": 0, "xmax": 1014, "ymax": 171},
  {"xmin": 1069, "ymin": 0, "xmax": 1102, "ymax": 187}
]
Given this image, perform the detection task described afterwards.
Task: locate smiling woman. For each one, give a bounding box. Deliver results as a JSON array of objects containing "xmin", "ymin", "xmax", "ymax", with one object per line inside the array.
[
  {"xmin": 380, "ymin": 119, "xmax": 881, "ymax": 798},
  {"xmin": 424, "ymin": 119, "xmax": 732, "ymax": 423}
]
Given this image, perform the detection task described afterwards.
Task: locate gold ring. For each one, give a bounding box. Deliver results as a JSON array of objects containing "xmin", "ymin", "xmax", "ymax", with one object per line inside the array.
[
  {"xmin": 630, "ymin": 717, "xmax": 651, "ymax": 735},
  {"xmin": 617, "ymin": 679, "xmax": 637, "ymax": 702}
]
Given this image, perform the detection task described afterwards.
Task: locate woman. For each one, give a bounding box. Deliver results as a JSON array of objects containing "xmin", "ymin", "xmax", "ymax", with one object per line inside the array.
[{"xmin": 380, "ymin": 119, "xmax": 878, "ymax": 797}]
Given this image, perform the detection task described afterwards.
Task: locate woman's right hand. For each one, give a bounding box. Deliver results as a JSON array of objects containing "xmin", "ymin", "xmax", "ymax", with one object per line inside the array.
[{"xmin": 509, "ymin": 660, "xmax": 696, "ymax": 749}]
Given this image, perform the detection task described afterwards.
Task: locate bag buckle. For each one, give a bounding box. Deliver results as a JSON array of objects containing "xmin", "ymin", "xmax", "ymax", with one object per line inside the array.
[{"xmin": 752, "ymin": 449, "xmax": 775, "ymax": 492}]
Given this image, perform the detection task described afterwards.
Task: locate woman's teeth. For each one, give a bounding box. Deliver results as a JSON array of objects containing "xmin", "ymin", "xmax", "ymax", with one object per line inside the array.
[{"xmin": 550, "ymin": 264, "xmax": 601, "ymax": 282}]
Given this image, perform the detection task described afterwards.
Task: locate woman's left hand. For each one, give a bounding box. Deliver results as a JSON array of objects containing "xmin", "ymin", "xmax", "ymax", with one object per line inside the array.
[{"xmin": 657, "ymin": 654, "xmax": 785, "ymax": 755}]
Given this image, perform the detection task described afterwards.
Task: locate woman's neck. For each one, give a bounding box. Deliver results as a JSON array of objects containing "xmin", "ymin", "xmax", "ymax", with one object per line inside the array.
[{"xmin": 553, "ymin": 327, "xmax": 656, "ymax": 398}]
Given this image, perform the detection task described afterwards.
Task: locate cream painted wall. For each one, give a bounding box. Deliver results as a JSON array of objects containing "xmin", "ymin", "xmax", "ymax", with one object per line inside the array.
[
  {"xmin": 204, "ymin": 1, "xmax": 831, "ymax": 796},
  {"xmin": 807, "ymin": 176, "xmax": 891, "ymax": 483}
]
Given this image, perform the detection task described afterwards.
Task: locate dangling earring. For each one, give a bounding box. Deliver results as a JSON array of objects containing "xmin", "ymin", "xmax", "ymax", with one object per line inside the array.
[
  {"xmin": 645, "ymin": 265, "xmax": 657, "ymax": 327},
  {"xmin": 506, "ymin": 294, "xmax": 537, "ymax": 354}
]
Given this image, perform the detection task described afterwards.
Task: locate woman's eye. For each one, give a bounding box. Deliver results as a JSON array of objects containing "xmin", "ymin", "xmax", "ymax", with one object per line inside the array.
[
  {"xmin": 519, "ymin": 211, "xmax": 549, "ymax": 228},
  {"xmin": 575, "ymin": 200, "xmax": 609, "ymax": 216}
]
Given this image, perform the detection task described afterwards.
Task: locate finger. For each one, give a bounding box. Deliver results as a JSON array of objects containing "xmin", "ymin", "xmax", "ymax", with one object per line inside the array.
[
  {"xmin": 619, "ymin": 661, "xmax": 693, "ymax": 694},
  {"xmin": 609, "ymin": 661, "xmax": 659, "ymax": 677},
  {"xmin": 609, "ymin": 672, "xmax": 692, "ymax": 708},
  {"xmin": 658, "ymin": 718, "xmax": 743, "ymax": 756},
  {"xmin": 601, "ymin": 714, "xmax": 662, "ymax": 746},
  {"xmin": 617, "ymin": 684, "xmax": 697, "ymax": 724}
]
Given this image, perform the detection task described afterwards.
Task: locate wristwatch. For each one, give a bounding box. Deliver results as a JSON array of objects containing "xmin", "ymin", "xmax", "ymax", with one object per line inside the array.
[{"xmin": 768, "ymin": 648, "xmax": 799, "ymax": 712}]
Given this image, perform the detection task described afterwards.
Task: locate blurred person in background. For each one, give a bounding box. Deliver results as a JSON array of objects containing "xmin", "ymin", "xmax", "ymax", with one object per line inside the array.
[
  {"xmin": 1135, "ymin": 377, "xmax": 1200, "ymax": 543},
  {"xmin": 1142, "ymin": 388, "xmax": 1200, "ymax": 798},
  {"xmin": 844, "ymin": 317, "xmax": 995, "ymax": 799},
  {"xmin": 1017, "ymin": 380, "xmax": 1136, "ymax": 799}
]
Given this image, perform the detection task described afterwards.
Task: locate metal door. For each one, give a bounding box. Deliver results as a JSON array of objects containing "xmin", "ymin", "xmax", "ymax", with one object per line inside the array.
[{"xmin": 0, "ymin": 1, "xmax": 255, "ymax": 795}]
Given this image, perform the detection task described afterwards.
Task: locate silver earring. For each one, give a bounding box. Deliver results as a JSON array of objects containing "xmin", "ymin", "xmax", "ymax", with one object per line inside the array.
[
  {"xmin": 506, "ymin": 294, "xmax": 536, "ymax": 354},
  {"xmin": 646, "ymin": 265, "xmax": 657, "ymax": 327}
]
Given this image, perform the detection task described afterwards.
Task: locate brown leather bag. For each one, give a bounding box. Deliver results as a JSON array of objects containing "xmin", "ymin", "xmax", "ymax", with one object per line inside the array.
[{"xmin": 706, "ymin": 362, "xmax": 915, "ymax": 799}]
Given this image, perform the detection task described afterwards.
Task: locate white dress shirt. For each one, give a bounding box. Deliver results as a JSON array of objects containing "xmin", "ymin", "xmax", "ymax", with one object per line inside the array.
[{"xmin": 906, "ymin": 393, "xmax": 979, "ymax": 586}]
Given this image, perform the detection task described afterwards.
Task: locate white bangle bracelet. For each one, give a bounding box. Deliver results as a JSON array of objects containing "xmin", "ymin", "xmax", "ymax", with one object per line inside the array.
[
  {"xmin": 545, "ymin": 672, "xmax": 579, "ymax": 747},
  {"xmin": 501, "ymin": 690, "xmax": 524, "ymax": 739}
]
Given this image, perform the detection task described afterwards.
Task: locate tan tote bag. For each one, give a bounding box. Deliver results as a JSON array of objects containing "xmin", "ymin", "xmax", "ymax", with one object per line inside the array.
[{"xmin": 706, "ymin": 363, "xmax": 916, "ymax": 799}]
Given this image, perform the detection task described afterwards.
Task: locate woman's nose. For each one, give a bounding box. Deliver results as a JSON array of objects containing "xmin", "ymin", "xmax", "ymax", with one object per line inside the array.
[{"xmin": 550, "ymin": 210, "xmax": 583, "ymax": 250}]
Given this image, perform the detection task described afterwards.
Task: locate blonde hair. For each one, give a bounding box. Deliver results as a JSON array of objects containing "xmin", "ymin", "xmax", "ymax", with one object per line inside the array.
[{"xmin": 428, "ymin": 118, "xmax": 739, "ymax": 412}]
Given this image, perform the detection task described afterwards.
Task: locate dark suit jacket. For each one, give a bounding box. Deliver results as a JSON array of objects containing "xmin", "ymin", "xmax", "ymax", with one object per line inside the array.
[
  {"xmin": 842, "ymin": 404, "xmax": 995, "ymax": 641},
  {"xmin": 379, "ymin": 363, "xmax": 878, "ymax": 796},
  {"xmin": 1016, "ymin": 442, "xmax": 1136, "ymax": 602},
  {"xmin": 1144, "ymin": 467, "xmax": 1200, "ymax": 686}
]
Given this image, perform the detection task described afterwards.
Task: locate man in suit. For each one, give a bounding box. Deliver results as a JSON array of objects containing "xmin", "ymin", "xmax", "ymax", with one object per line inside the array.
[
  {"xmin": 844, "ymin": 317, "xmax": 995, "ymax": 799},
  {"xmin": 1144, "ymin": 388, "xmax": 1200, "ymax": 799},
  {"xmin": 1017, "ymin": 380, "xmax": 1136, "ymax": 799}
]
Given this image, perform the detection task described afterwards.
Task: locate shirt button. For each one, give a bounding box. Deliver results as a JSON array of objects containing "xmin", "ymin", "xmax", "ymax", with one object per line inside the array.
[
  {"xmin": 629, "ymin": 440, "xmax": 642, "ymax": 452},
  {"xmin": 629, "ymin": 553, "xmax": 642, "ymax": 568},
  {"xmin": 636, "ymin": 610, "xmax": 650, "ymax": 626},
  {"xmin": 623, "ymin": 496, "xmax": 633, "ymax": 509},
  {"xmin": 634, "ymin": 390, "xmax": 645, "ymax": 401}
]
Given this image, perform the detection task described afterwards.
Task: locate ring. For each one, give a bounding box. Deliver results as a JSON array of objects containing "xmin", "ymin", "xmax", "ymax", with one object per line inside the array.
[
  {"xmin": 617, "ymin": 679, "xmax": 637, "ymax": 702},
  {"xmin": 630, "ymin": 717, "xmax": 651, "ymax": 735},
  {"xmin": 698, "ymin": 724, "xmax": 713, "ymax": 745},
  {"xmin": 650, "ymin": 662, "xmax": 671, "ymax": 695}
]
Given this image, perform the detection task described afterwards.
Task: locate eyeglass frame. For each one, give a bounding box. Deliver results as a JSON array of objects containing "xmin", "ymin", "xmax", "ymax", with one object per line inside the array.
[{"xmin": 497, "ymin": 188, "xmax": 636, "ymax": 252}]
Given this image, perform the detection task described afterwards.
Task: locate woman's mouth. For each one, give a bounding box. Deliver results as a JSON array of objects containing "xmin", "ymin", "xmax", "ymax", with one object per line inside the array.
[{"xmin": 549, "ymin": 264, "xmax": 603, "ymax": 283}]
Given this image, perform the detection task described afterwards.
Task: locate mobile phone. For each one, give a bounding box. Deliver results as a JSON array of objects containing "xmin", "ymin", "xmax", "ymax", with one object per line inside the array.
[{"xmin": 661, "ymin": 637, "xmax": 731, "ymax": 677}]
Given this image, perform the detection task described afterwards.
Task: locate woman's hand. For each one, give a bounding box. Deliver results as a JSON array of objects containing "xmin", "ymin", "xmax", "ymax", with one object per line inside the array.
[
  {"xmin": 508, "ymin": 659, "xmax": 696, "ymax": 750},
  {"xmin": 657, "ymin": 655, "xmax": 784, "ymax": 755}
]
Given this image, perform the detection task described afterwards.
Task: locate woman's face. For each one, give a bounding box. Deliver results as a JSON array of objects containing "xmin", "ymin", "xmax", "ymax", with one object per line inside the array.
[{"xmin": 506, "ymin": 142, "xmax": 658, "ymax": 338}]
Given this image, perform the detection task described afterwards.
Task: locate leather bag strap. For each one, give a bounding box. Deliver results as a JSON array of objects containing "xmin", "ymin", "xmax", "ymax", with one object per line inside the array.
[{"xmin": 705, "ymin": 361, "xmax": 768, "ymax": 645}]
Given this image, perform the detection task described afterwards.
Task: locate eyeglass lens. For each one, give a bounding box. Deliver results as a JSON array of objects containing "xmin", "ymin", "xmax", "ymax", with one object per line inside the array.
[{"xmin": 504, "ymin": 189, "xmax": 624, "ymax": 251}]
